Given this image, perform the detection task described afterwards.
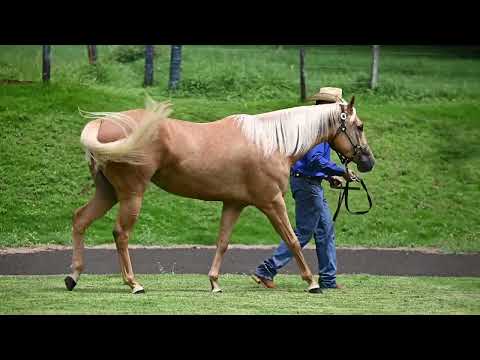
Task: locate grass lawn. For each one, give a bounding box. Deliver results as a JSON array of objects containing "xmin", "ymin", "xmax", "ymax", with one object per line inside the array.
[
  {"xmin": 1, "ymin": 45, "xmax": 479, "ymax": 252},
  {"xmin": 0, "ymin": 274, "xmax": 479, "ymax": 315}
]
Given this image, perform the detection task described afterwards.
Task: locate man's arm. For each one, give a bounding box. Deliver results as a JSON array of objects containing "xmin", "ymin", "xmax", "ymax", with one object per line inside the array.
[
  {"xmin": 309, "ymin": 147, "xmax": 358, "ymax": 181},
  {"xmin": 308, "ymin": 149, "xmax": 346, "ymax": 177}
]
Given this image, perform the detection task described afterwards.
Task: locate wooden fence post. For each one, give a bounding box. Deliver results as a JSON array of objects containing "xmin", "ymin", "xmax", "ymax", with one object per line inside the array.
[
  {"xmin": 42, "ymin": 45, "xmax": 51, "ymax": 83},
  {"xmin": 168, "ymin": 45, "xmax": 183, "ymax": 90},
  {"xmin": 144, "ymin": 45, "xmax": 154, "ymax": 87},
  {"xmin": 300, "ymin": 47, "xmax": 306, "ymax": 101},
  {"xmin": 370, "ymin": 45, "xmax": 380, "ymax": 89},
  {"xmin": 87, "ymin": 45, "xmax": 97, "ymax": 65}
]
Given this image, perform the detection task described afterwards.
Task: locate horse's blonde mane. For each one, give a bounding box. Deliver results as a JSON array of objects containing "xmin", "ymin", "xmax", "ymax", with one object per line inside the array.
[{"xmin": 234, "ymin": 103, "xmax": 341, "ymax": 157}]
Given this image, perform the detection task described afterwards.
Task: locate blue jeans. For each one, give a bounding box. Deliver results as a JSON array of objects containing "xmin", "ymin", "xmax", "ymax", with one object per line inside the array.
[{"xmin": 255, "ymin": 176, "xmax": 338, "ymax": 288}]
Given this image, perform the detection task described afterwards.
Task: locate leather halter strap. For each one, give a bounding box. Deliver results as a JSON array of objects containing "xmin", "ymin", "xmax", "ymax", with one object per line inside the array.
[{"xmin": 330, "ymin": 110, "xmax": 373, "ymax": 222}]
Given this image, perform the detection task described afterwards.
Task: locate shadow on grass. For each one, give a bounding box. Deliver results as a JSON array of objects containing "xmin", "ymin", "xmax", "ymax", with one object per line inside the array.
[
  {"xmin": 73, "ymin": 288, "xmax": 133, "ymax": 294},
  {"xmin": 49, "ymin": 285, "xmax": 129, "ymax": 294}
]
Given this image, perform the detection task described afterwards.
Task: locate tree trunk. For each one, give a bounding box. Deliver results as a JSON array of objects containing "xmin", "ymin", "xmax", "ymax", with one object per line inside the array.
[
  {"xmin": 299, "ymin": 47, "xmax": 306, "ymax": 101},
  {"xmin": 87, "ymin": 45, "xmax": 97, "ymax": 65},
  {"xmin": 168, "ymin": 45, "xmax": 183, "ymax": 91},
  {"xmin": 144, "ymin": 45, "xmax": 154, "ymax": 87},
  {"xmin": 42, "ymin": 45, "xmax": 51, "ymax": 83},
  {"xmin": 370, "ymin": 45, "xmax": 380, "ymax": 89}
]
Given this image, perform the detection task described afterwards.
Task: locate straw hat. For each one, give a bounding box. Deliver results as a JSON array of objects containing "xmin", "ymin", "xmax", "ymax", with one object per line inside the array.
[{"xmin": 308, "ymin": 87, "xmax": 343, "ymax": 103}]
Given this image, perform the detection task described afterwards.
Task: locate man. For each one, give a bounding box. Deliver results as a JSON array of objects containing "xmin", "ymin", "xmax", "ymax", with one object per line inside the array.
[{"xmin": 252, "ymin": 87, "xmax": 356, "ymax": 290}]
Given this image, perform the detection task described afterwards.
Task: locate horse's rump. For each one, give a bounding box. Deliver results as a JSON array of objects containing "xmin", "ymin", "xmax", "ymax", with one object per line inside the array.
[{"xmin": 79, "ymin": 100, "xmax": 172, "ymax": 167}]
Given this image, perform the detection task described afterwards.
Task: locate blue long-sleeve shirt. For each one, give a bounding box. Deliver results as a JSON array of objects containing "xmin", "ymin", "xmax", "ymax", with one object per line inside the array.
[{"xmin": 291, "ymin": 142, "xmax": 345, "ymax": 180}]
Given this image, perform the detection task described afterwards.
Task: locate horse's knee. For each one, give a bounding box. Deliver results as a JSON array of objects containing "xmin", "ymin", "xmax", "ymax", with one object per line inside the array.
[
  {"xmin": 112, "ymin": 228, "xmax": 121, "ymax": 242},
  {"xmin": 113, "ymin": 226, "xmax": 129, "ymax": 249},
  {"xmin": 286, "ymin": 239, "xmax": 301, "ymax": 253}
]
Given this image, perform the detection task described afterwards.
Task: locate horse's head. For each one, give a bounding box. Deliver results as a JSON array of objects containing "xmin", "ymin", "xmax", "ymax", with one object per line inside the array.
[{"xmin": 329, "ymin": 96, "xmax": 375, "ymax": 173}]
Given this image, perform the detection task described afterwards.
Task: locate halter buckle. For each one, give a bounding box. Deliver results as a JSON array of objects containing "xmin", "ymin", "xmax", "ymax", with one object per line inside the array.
[{"xmin": 340, "ymin": 112, "xmax": 347, "ymax": 121}]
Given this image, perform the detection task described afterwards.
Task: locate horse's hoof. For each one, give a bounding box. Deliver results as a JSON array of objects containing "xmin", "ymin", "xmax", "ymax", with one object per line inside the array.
[
  {"xmin": 307, "ymin": 287, "xmax": 323, "ymax": 294},
  {"xmin": 132, "ymin": 285, "xmax": 145, "ymax": 294},
  {"xmin": 211, "ymin": 288, "xmax": 223, "ymax": 294},
  {"xmin": 64, "ymin": 276, "xmax": 77, "ymax": 291}
]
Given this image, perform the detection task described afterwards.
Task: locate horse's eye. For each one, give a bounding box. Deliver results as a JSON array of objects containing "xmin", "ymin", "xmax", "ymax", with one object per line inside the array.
[{"xmin": 357, "ymin": 124, "xmax": 364, "ymax": 131}]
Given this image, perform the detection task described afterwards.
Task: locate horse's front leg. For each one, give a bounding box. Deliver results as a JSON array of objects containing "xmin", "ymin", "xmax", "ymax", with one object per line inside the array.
[
  {"xmin": 259, "ymin": 193, "xmax": 321, "ymax": 293},
  {"xmin": 208, "ymin": 202, "xmax": 244, "ymax": 293}
]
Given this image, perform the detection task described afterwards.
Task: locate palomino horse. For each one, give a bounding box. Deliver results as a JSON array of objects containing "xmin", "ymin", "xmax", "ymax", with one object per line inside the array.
[{"xmin": 65, "ymin": 96, "xmax": 374, "ymax": 294}]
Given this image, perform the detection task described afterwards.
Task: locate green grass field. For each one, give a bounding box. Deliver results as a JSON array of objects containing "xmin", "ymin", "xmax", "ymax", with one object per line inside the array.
[
  {"xmin": 0, "ymin": 274, "xmax": 479, "ymax": 314},
  {"xmin": 1, "ymin": 45, "xmax": 479, "ymax": 252}
]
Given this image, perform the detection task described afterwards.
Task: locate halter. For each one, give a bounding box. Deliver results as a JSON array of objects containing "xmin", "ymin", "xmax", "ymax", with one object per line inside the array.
[
  {"xmin": 331, "ymin": 110, "xmax": 365, "ymax": 164},
  {"xmin": 330, "ymin": 108, "xmax": 373, "ymax": 222}
]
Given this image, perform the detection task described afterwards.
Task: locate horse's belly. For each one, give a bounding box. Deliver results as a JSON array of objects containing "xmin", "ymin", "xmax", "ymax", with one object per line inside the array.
[{"xmin": 150, "ymin": 169, "xmax": 250, "ymax": 202}]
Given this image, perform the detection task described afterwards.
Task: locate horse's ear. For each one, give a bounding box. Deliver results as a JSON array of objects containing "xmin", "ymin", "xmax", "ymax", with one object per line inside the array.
[{"xmin": 347, "ymin": 96, "xmax": 355, "ymax": 113}]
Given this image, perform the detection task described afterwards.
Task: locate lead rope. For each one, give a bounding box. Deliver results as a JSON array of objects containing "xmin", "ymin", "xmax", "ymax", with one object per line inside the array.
[{"xmin": 332, "ymin": 158, "xmax": 373, "ymax": 222}]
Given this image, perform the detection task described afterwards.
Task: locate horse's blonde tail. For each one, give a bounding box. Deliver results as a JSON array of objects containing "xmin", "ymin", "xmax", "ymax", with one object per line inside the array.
[{"xmin": 79, "ymin": 98, "xmax": 173, "ymax": 167}]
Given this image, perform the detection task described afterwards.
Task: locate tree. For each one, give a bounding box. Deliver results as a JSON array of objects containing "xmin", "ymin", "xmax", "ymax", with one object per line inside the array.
[
  {"xmin": 144, "ymin": 45, "xmax": 154, "ymax": 87},
  {"xmin": 87, "ymin": 45, "xmax": 97, "ymax": 65},
  {"xmin": 169, "ymin": 45, "xmax": 183, "ymax": 91},
  {"xmin": 42, "ymin": 45, "xmax": 51, "ymax": 83},
  {"xmin": 370, "ymin": 45, "xmax": 380, "ymax": 89},
  {"xmin": 299, "ymin": 47, "xmax": 306, "ymax": 101}
]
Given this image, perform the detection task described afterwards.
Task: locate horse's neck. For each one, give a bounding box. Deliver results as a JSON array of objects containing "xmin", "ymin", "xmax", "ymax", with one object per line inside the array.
[
  {"xmin": 235, "ymin": 103, "xmax": 339, "ymax": 162},
  {"xmin": 278, "ymin": 106, "xmax": 337, "ymax": 164},
  {"xmin": 287, "ymin": 134, "xmax": 332, "ymax": 165}
]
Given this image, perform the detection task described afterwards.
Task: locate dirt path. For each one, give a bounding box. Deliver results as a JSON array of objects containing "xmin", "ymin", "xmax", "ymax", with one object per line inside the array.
[{"xmin": 1, "ymin": 245, "xmax": 479, "ymax": 276}]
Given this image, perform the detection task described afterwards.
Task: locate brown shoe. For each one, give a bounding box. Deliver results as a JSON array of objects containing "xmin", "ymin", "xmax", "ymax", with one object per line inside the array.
[
  {"xmin": 320, "ymin": 282, "xmax": 345, "ymax": 290},
  {"xmin": 251, "ymin": 274, "xmax": 276, "ymax": 289}
]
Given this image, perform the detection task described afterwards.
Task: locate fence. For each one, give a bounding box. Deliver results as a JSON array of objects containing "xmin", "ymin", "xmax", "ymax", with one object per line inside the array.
[
  {"xmin": 39, "ymin": 45, "xmax": 184, "ymax": 91},
  {"xmin": 1, "ymin": 45, "xmax": 478, "ymax": 101},
  {"xmin": 40, "ymin": 45, "xmax": 380, "ymax": 95}
]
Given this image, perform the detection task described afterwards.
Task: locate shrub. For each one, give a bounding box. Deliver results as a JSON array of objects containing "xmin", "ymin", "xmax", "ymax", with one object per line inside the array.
[{"xmin": 111, "ymin": 45, "xmax": 148, "ymax": 63}]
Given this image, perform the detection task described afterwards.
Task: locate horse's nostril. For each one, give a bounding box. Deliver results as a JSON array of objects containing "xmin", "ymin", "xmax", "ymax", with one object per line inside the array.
[{"xmin": 356, "ymin": 156, "xmax": 374, "ymax": 173}]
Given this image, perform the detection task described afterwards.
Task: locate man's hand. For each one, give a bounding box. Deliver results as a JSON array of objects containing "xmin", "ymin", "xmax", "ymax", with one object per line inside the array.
[
  {"xmin": 329, "ymin": 176, "xmax": 345, "ymax": 189},
  {"xmin": 343, "ymin": 169, "xmax": 359, "ymax": 182}
]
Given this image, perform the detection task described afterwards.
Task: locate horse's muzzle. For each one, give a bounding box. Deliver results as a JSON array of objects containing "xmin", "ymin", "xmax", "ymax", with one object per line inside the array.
[{"xmin": 355, "ymin": 153, "xmax": 375, "ymax": 173}]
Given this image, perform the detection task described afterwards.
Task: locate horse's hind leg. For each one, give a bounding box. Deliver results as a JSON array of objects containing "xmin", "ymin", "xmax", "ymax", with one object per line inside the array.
[
  {"xmin": 65, "ymin": 171, "xmax": 118, "ymax": 291},
  {"xmin": 208, "ymin": 202, "xmax": 244, "ymax": 293},
  {"xmin": 113, "ymin": 195, "xmax": 145, "ymax": 294},
  {"xmin": 259, "ymin": 194, "xmax": 321, "ymax": 293}
]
